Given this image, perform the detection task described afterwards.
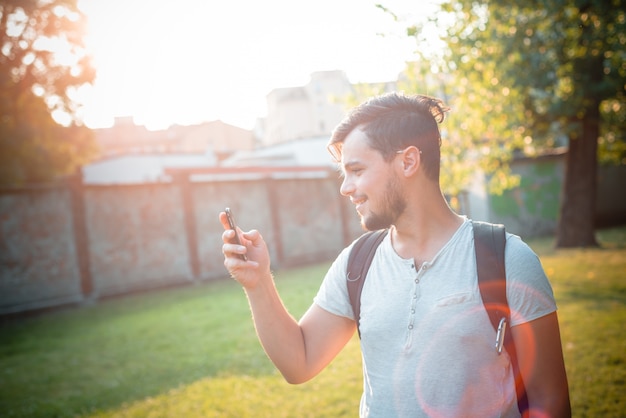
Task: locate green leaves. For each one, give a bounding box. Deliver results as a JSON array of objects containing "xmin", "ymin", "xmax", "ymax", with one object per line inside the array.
[
  {"xmin": 388, "ymin": 0, "xmax": 625, "ymax": 204},
  {"xmin": 0, "ymin": 0, "xmax": 96, "ymax": 186}
]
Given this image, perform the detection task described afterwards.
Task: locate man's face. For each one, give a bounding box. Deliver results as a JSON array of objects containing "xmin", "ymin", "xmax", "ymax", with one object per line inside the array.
[{"xmin": 339, "ymin": 128, "xmax": 406, "ymax": 230}]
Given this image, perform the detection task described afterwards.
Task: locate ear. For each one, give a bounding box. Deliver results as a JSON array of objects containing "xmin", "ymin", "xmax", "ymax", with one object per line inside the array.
[{"xmin": 396, "ymin": 146, "xmax": 421, "ymax": 177}]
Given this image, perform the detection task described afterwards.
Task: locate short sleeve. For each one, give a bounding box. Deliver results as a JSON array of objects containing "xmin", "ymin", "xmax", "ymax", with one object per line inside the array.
[
  {"xmin": 313, "ymin": 245, "xmax": 355, "ymax": 320},
  {"xmin": 504, "ymin": 234, "xmax": 557, "ymax": 326}
]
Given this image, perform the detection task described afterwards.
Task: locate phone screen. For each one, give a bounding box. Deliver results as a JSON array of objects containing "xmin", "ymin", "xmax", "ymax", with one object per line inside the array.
[{"xmin": 225, "ymin": 207, "xmax": 247, "ymax": 260}]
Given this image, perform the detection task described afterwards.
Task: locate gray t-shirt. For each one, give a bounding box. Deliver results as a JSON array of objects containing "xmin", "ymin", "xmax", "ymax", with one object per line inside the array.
[{"xmin": 314, "ymin": 218, "xmax": 557, "ymax": 417}]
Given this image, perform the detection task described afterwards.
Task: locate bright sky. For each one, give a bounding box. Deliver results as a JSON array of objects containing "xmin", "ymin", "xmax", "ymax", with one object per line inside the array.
[{"xmin": 77, "ymin": 0, "xmax": 439, "ymax": 130}]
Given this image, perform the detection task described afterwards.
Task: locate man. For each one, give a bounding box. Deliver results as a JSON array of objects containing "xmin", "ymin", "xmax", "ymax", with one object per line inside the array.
[{"xmin": 220, "ymin": 92, "xmax": 571, "ymax": 417}]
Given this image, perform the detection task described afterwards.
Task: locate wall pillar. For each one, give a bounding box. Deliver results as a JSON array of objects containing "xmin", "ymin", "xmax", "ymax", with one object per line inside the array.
[
  {"xmin": 68, "ymin": 170, "xmax": 94, "ymax": 299},
  {"xmin": 266, "ymin": 178, "xmax": 284, "ymax": 266},
  {"xmin": 177, "ymin": 173, "xmax": 201, "ymax": 280}
]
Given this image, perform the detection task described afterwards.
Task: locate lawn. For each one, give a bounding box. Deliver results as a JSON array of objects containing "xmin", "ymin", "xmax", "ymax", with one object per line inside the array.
[{"xmin": 0, "ymin": 227, "xmax": 624, "ymax": 417}]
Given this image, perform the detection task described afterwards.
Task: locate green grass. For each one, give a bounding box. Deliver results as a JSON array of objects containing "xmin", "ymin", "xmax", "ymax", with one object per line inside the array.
[
  {"xmin": 1, "ymin": 227, "xmax": 625, "ymax": 417},
  {"xmin": 540, "ymin": 228, "xmax": 626, "ymax": 418}
]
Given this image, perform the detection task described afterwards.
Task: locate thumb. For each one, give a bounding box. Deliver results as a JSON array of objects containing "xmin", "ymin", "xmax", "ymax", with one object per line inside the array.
[{"xmin": 241, "ymin": 229, "xmax": 261, "ymax": 244}]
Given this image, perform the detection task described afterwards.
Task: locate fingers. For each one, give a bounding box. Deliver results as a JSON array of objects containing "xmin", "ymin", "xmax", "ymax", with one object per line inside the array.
[
  {"xmin": 219, "ymin": 211, "xmax": 264, "ymax": 272},
  {"xmin": 218, "ymin": 211, "xmax": 230, "ymax": 231},
  {"xmin": 241, "ymin": 229, "xmax": 259, "ymax": 243},
  {"xmin": 222, "ymin": 229, "xmax": 247, "ymax": 259},
  {"xmin": 219, "ymin": 210, "xmax": 245, "ymax": 247}
]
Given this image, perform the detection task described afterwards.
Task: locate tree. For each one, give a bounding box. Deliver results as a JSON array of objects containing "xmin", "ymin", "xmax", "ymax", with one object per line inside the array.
[
  {"xmin": 435, "ymin": 0, "xmax": 626, "ymax": 247},
  {"xmin": 390, "ymin": 0, "xmax": 625, "ymax": 247},
  {"xmin": 0, "ymin": 0, "xmax": 96, "ymax": 186}
]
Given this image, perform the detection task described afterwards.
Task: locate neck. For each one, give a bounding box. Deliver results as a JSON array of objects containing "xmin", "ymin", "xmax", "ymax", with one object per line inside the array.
[{"xmin": 391, "ymin": 185, "xmax": 464, "ymax": 262}]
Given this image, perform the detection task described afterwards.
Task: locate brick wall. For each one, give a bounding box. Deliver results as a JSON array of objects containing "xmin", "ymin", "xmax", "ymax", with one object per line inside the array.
[
  {"xmin": 1, "ymin": 161, "xmax": 624, "ymax": 315},
  {"xmin": 0, "ymin": 170, "xmax": 361, "ymax": 315}
]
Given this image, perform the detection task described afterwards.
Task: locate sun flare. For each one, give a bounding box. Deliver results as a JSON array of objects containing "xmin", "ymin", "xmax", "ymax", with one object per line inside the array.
[{"xmin": 77, "ymin": 0, "xmax": 429, "ymax": 130}]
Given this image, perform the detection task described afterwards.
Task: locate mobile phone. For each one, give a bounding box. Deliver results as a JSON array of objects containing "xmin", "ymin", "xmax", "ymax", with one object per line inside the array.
[{"xmin": 225, "ymin": 207, "xmax": 247, "ymax": 261}]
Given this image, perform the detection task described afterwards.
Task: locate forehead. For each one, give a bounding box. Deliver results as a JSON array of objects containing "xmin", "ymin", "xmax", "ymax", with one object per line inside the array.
[{"xmin": 341, "ymin": 127, "xmax": 376, "ymax": 162}]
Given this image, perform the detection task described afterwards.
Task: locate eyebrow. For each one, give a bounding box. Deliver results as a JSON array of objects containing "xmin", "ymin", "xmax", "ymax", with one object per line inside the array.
[{"xmin": 342, "ymin": 160, "xmax": 363, "ymax": 171}]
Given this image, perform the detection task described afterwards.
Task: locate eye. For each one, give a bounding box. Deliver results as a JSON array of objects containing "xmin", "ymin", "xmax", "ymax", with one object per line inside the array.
[{"xmin": 341, "ymin": 162, "xmax": 364, "ymax": 178}]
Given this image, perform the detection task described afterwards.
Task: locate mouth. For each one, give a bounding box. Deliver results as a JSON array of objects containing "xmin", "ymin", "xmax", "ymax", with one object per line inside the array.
[{"xmin": 351, "ymin": 197, "xmax": 366, "ymax": 213}]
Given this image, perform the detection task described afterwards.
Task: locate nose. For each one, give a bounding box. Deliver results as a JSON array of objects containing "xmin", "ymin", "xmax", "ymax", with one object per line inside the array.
[{"xmin": 340, "ymin": 175, "xmax": 354, "ymax": 197}]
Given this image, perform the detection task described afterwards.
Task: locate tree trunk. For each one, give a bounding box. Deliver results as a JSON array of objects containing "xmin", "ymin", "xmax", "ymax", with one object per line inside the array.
[{"xmin": 555, "ymin": 110, "xmax": 600, "ymax": 248}]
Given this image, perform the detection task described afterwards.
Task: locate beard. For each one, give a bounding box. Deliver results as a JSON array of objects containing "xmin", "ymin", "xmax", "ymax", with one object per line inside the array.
[{"xmin": 360, "ymin": 175, "xmax": 406, "ymax": 231}]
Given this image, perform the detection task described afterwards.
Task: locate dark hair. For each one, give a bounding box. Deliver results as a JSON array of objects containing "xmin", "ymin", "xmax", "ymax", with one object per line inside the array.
[{"xmin": 328, "ymin": 92, "xmax": 448, "ymax": 181}]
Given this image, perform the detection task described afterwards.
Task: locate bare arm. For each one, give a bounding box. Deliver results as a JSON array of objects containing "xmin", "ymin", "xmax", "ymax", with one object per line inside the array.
[
  {"xmin": 511, "ymin": 312, "xmax": 571, "ymax": 417},
  {"xmin": 246, "ymin": 283, "xmax": 356, "ymax": 383},
  {"xmin": 219, "ymin": 212, "xmax": 355, "ymax": 383}
]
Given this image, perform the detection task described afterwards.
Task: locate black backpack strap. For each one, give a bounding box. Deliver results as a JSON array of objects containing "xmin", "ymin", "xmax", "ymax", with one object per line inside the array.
[
  {"xmin": 473, "ymin": 221, "xmax": 508, "ymax": 329},
  {"xmin": 346, "ymin": 229, "xmax": 388, "ymax": 338},
  {"xmin": 473, "ymin": 221, "xmax": 528, "ymax": 415}
]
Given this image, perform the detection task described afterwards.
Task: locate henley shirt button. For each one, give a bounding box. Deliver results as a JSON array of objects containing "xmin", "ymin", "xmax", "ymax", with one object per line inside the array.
[
  {"xmin": 408, "ymin": 324, "xmax": 413, "ymax": 330},
  {"xmin": 415, "ymin": 278, "xmax": 420, "ymax": 284}
]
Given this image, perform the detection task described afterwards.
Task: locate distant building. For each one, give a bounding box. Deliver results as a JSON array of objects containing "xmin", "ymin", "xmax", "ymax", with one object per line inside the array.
[
  {"xmin": 225, "ymin": 70, "xmax": 400, "ymax": 168},
  {"xmin": 262, "ymin": 71, "xmax": 353, "ymax": 146},
  {"xmin": 86, "ymin": 118, "xmax": 255, "ymax": 184},
  {"xmin": 82, "ymin": 153, "xmax": 217, "ymax": 185},
  {"xmin": 94, "ymin": 119, "xmax": 255, "ymax": 158},
  {"xmin": 261, "ymin": 70, "xmax": 398, "ymax": 146},
  {"xmin": 222, "ymin": 136, "xmax": 333, "ymax": 168},
  {"xmin": 86, "ymin": 70, "xmax": 401, "ymax": 185}
]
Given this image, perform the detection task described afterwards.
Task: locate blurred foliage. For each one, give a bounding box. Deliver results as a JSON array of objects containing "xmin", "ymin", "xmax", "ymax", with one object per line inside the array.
[
  {"xmin": 436, "ymin": 0, "xmax": 625, "ymax": 160},
  {"xmin": 372, "ymin": 0, "xmax": 625, "ymax": 246},
  {"xmin": 435, "ymin": 0, "xmax": 625, "ymax": 246},
  {"xmin": 377, "ymin": 0, "xmax": 625, "ymax": 199},
  {"xmin": 599, "ymin": 96, "xmax": 626, "ymax": 166},
  {"xmin": 397, "ymin": 60, "xmax": 521, "ymax": 197},
  {"xmin": 0, "ymin": 0, "xmax": 97, "ymax": 186}
]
